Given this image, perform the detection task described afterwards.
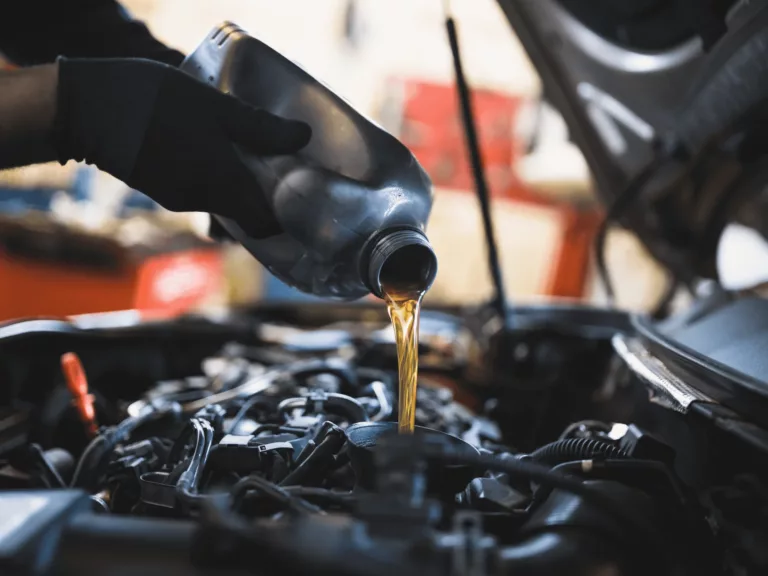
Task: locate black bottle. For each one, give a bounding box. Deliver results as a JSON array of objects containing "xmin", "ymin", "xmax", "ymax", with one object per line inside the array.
[{"xmin": 182, "ymin": 22, "xmax": 437, "ymax": 299}]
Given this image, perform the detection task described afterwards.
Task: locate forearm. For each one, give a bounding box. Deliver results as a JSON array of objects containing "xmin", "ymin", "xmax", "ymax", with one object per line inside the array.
[
  {"xmin": 0, "ymin": 1, "xmax": 183, "ymax": 67},
  {"xmin": 0, "ymin": 65, "xmax": 58, "ymax": 169}
]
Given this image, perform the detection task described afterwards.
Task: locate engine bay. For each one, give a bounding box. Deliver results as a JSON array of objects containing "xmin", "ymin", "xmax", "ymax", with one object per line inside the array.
[{"xmin": 1, "ymin": 300, "xmax": 767, "ymax": 576}]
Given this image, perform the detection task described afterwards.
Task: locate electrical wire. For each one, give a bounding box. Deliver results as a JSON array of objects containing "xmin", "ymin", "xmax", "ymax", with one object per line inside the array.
[
  {"xmin": 419, "ymin": 443, "xmax": 662, "ymax": 553},
  {"xmin": 530, "ymin": 437, "xmax": 629, "ymax": 466},
  {"xmin": 283, "ymin": 487, "xmax": 356, "ymax": 510},
  {"xmin": 227, "ymin": 396, "xmax": 276, "ymax": 434},
  {"xmin": 650, "ymin": 275, "xmax": 680, "ymax": 319},
  {"xmin": 595, "ymin": 107, "xmax": 762, "ymax": 306},
  {"xmin": 185, "ymin": 358, "xmax": 339, "ymax": 413},
  {"xmin": 70, "ymin": 401, "xmax": 177, "ymax": 489},
  {"xmin": 232, "ymin": 474, "xmax": 321, "ymax": 514},
  {"xmin": 70, "ymin": 434, "xmax": 108, "ymax": 488},
  {"xmin": 183, "ymin": 369, "xmax": 281, "ymax": 412},
  {"xmin": 176, "ymin": 418, "xmax": 214, "ymax": 505},
  {"xmin": 594, "ymin": 153, "xmax": 669, "ymax": 304}
]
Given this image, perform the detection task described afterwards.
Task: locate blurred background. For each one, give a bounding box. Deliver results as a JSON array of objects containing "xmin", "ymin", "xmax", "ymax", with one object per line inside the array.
[{"xmin": 0, "ymin": 0, "xmax": 669, "ymax": 322}]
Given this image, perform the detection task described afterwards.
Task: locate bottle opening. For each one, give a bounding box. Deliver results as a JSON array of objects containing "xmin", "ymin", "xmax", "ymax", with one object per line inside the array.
[
  {"xmin": 365, "ymin": 229, "xmax": 437, "ymax": 298},
  {"xmin": 380, "ymin": 244, "xmax": 436, "ymax": 294}
]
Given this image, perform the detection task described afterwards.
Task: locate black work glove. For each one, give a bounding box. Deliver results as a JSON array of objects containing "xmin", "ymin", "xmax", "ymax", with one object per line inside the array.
[{"xmin": 54, "ymin": 58, "xmax": 311, "ymax": 238}]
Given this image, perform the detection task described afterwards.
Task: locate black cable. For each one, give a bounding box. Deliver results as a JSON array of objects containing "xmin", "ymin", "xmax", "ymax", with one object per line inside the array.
[
  {"xmin": 650, "ymin": 275, "xmax": 680, "ymax": 320},
  {"xmin": 420, "ymin": 443, "xmax": 661, "ymax": 552},
  {"xmin": 284, "ymin": 487, "xmax": 356, "ymax": 509},
  {"xmin": 227, "ymin": 396, "xmax": 275, "ymax": 434},
  {"xmin": 178, "ymin": 419, "xmax": 205, "ymax": 481},
  {"xmin": 445, "ymin": 14, "xmax": 509, "ymax": 327},
  {"xmin": 596, "ymin": 112, "xmax": 757, "ymax": 305},
  {"xmin": 530, "ymin": 437, "xmax": 630, "ymax": 466},
  {"xmin": 71, "ymin": 401, "xmax": 178, "ymax": 489},
  {"xmin": 232, "ymin": 474, "xmax": 321, "ymax": 514},
  {"xmin": 176, "ymin": 418, "xmax": 214, "ymax": 506},
  {"xmin": 70, "ymin": 434, "xmax": 108, "ymax": 488},
  {"xmin": 595, "ymin": 153, "xmax": 669, "ymax": 303}
]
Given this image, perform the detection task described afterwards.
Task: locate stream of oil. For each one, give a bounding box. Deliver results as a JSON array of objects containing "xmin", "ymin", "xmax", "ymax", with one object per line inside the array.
[{"xmin": 384, "ymin": 286, "xmax": 424, "ymax": 434}]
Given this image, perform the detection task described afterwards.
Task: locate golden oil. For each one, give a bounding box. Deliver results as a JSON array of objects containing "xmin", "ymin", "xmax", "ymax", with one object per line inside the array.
[{"xmin": 384, "ymin": 286, "xmax": 424, "ymax": 434}]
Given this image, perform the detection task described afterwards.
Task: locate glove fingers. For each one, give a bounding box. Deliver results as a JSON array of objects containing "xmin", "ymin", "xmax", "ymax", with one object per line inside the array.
[{"xmin": 219, "ymin": 96, "xmax": 311, "ymax": 154}]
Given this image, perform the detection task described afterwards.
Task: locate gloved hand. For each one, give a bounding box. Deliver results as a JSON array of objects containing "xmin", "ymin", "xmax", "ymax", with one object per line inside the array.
[{"xmin": 54, "ymin": 58, "xmax": 311, "ymax": 238}]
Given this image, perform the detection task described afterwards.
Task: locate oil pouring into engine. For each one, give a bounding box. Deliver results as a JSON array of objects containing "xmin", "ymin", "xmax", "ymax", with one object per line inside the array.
[
  {"xmin": 384, "ymin": 285, "xmax": 424, "ymax": 434},
  {"xmin": 372, "ymin": 232, "xmax": 436, "ymax": 435},
  {"xmin": 374, "ymin": 232, "xmax": 436, "ymax": 435},
  {"xmin": 180, "ymin": 24, "xmax": 437, "ymax": 434}
]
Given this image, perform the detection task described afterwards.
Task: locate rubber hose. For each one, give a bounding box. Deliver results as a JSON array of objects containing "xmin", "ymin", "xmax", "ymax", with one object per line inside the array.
[{"xmin": 530, "ymin": 438, "xmax": 630, "ymax": 467}]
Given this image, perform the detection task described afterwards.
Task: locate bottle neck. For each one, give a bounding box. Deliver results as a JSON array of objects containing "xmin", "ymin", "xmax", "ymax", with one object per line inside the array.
[{"xmin": 363, "ymin": 229, "xmax": 437, "ymax": 299}]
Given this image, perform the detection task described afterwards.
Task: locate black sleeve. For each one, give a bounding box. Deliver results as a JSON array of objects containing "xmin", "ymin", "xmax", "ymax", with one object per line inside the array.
[{"xmin": 0, "ymin": 0, "xmax": 184, "ymax": 67}]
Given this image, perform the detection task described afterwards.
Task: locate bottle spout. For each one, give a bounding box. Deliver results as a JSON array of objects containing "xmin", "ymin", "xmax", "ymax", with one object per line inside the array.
[{"xmin": 365, "ymin": 229, "xmax": 438, "ymax": 298}]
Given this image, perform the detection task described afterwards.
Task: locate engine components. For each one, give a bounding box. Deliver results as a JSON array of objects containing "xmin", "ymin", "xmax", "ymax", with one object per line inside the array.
[
  {"xmin": 346, "ymin": 421, "xmax": 479, "ymax": 496},
  {"xmin": 0, "ymin": 304, "xmax": 758, "ymax": 576}
]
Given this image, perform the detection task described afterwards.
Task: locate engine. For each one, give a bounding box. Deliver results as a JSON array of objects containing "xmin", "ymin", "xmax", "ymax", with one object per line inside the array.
[{"xmin": 0, "ymin": 302, "xmax": 766, "ymax": 576}]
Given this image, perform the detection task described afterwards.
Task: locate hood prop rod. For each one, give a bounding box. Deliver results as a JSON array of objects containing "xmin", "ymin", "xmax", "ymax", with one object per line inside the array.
[{"xmin": 444, "ymin": 3, "xmax": 509, "ymax": 328}]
